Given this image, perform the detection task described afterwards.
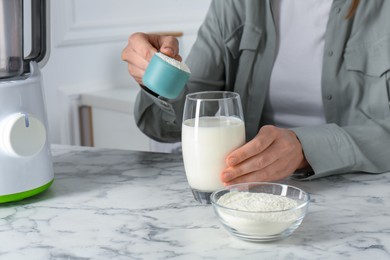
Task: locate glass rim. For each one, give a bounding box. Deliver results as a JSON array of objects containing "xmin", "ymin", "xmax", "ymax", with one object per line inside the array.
[{"xmin": 185, "ymin": 91, "xmax": 240, "ymax": 102}]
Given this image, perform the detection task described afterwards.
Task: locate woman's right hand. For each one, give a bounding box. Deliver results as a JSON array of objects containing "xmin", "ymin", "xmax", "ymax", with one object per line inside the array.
[{"xmin": 121, "ymin": 33, "xmax": 182, "ymax": 84}]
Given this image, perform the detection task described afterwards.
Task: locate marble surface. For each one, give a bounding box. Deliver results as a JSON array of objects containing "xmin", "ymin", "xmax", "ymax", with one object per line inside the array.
[{"xmin": 0, "ymin": 145, "xmax": 389, "ymax": 260}]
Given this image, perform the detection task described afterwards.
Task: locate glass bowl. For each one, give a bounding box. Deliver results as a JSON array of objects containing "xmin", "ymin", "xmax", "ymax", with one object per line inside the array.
[{"xmin": 210, "ymin": 182, "xmax": 310, "ymax": 242}]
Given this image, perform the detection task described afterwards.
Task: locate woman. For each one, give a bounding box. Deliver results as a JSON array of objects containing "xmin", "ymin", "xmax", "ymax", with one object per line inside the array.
[{"xmin": 121, "ymin": 0, "xmax": 390, "ymax": 185}]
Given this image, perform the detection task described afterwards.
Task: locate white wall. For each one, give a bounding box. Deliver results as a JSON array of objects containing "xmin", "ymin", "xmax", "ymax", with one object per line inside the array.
[{"xmin": 41, "ymin": 0, "xmax": 211, "ymax": 145}]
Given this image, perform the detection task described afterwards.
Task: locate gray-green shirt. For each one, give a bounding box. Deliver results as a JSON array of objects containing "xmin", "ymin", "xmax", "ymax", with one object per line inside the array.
[{"xmin": 134, "ymin": 0, "xmax": 390, "ymax": 179}]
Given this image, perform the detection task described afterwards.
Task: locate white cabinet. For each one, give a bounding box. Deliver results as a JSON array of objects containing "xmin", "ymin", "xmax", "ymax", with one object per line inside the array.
[
  {"xmin": 78, "ymin": 87, "xmax": 181, "ymax": 153},
  {"xmin": 89, "ymin": 107, "xmax": 151, "ymax": 151},
  {"xmin": 78, "ymin": 87, "xmax": 151, "ymax": 151}
]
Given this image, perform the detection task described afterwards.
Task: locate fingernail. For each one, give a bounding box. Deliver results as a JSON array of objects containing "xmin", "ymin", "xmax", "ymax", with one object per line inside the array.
[
  {"xmin": 222, "ymin": 171, "xmax": 231, "ymax": 182},
  {"xmin": 161, "ymin": 47, "xmax": 175, "ymax": 56},
  {"xmin": 228, "ymin": 157, "xmax": 238, "ymax": 166}
]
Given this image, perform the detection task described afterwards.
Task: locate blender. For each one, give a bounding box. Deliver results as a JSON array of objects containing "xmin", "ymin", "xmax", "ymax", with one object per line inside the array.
[{"xmin": 0, "ymin": 0, "xmax": 54, "ymax": 203}]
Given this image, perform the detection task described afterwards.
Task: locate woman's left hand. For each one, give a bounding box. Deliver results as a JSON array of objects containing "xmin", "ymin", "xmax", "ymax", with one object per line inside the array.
[{"xmin": 220, "ymin": 125, "xmax": 310, "ymax": 185}]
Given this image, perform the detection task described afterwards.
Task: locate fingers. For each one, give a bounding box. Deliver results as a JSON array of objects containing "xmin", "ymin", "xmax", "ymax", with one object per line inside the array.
[
  {"xmin": 223, "ymin": 158, "xmax": 298, "ymax": 185},
  {"xmin": 121, "ymin": 33, "xmax": 154, "ymax": 84},
  {"xmin": 226, "ymin": 125, "xmax": 278, "ymax": 167},
  {"xmin": 121, "ymin": 33, "xmax": 155, "ymax": 63},
  {"xmin": 124, "ymin": 33, "xmax": 157, "ymax": 65},
  {"xmin": 121, "ymin": 32, "xmax": 181, "ymax": 84},
  {"xmin": 127, "ymin": 63, "xmax": 144, "ymax": 84},
  {"xmin": 221, "ymin": 126, "xmax": 307, "ymax": 184},
  {"xmin": 221, "ymin": 139, "xmax": 280, "ymax": 182}
]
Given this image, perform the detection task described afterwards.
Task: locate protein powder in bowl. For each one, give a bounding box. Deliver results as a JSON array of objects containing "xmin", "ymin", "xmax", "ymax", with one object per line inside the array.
[{"xmin": 210, "ymin": 182, "xmax": 310, "ymax": 242}]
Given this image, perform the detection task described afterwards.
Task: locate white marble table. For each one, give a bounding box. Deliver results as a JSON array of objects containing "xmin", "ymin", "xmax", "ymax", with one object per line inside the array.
[{"xmin": 1, "ymin": 145, "xmax": 389, "ymax": 260}]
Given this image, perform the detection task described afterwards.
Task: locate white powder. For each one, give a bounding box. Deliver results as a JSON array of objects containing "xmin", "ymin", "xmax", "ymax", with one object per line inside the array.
[
  {"xmin": 216, "ymin": 191, "xmax": 303, "ymax": 237},
  {"xmin": 156, "ymin": 52, "xmax": 190, "ymax": 73},
  {"xmin": 218, "ymin": 191, "xmax": 298, "ymax": 211}
]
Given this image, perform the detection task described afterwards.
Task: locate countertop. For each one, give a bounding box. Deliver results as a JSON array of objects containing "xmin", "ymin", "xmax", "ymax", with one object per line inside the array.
[{"xmin": 1, "ymin": 145, "xmax": 389, "ymax": 259}]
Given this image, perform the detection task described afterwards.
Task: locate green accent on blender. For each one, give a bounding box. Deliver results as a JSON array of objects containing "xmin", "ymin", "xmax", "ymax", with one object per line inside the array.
[{"xmin": 0, "ymin": 179, "xmax": 53, "ymax": 203}]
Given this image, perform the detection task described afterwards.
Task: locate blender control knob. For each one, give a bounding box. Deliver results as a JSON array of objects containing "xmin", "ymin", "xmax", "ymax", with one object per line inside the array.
[{"xmin": 0, "ymin": 113, "xmax": 47, "ymax": 157}]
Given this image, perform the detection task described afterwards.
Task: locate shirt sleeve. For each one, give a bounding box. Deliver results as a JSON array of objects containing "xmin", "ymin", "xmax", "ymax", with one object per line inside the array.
[{"xmin": 292, "ymin": 119, "xmax": 390, "ymax": 179}]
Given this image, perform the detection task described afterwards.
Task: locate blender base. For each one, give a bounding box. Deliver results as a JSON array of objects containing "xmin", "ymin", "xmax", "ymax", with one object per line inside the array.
[{"xmin": 0, "ymin": 179, "xmax": 53, "ymax": 203}]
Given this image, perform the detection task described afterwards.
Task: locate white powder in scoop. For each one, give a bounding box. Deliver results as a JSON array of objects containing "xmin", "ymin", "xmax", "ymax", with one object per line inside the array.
[
  {"xmin": 156, "ymin": 52, "xmax": 191, "ymax": 73},
  {"xmin": 216, "ymin": 191, "xmax": 302, "ymax": 236}
]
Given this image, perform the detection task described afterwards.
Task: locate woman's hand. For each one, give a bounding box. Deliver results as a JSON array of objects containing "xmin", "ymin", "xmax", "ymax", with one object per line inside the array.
[
  {"xmin": 221, "ymin": 125, "xmax": 310, "ymax": 185},
  {"xmin": 121, "ymin": 32, "xmax": 182, "ymax": 84}
]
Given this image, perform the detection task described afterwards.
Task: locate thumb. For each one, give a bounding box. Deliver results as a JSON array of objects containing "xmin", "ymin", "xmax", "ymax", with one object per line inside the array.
[{"xmin": 159, "ymin": 36, "xmax": 180, "ymax": 58}]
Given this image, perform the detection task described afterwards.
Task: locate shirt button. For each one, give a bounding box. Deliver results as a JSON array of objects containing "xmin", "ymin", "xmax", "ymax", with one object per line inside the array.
[
  {"xmin": 327, "ymin": 50, "xmax": 334, "ymax": 57},
  {"xmin": 326, "ymin": 94, "xmax": 333, "ymax": 100},
  {"xmin": 335, "ymin": 7, "xmax": 341, "ymax": 14}
]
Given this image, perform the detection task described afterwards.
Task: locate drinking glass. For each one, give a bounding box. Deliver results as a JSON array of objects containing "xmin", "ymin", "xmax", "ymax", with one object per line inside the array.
[{"xmin": 182, "ymin": 91, "xmax": 245, "ymax": 204}]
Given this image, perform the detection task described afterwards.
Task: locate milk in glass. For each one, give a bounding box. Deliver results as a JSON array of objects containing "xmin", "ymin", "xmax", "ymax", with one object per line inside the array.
[{"xmin": 182, "ymin": 116, "xmax": 245, "ymax": 192}]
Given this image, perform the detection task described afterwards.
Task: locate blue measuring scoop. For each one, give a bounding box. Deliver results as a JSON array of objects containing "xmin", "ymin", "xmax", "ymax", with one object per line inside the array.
[{"xmin": 142, "ymin": 52, "xmax": 191, "ymax": 99}]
